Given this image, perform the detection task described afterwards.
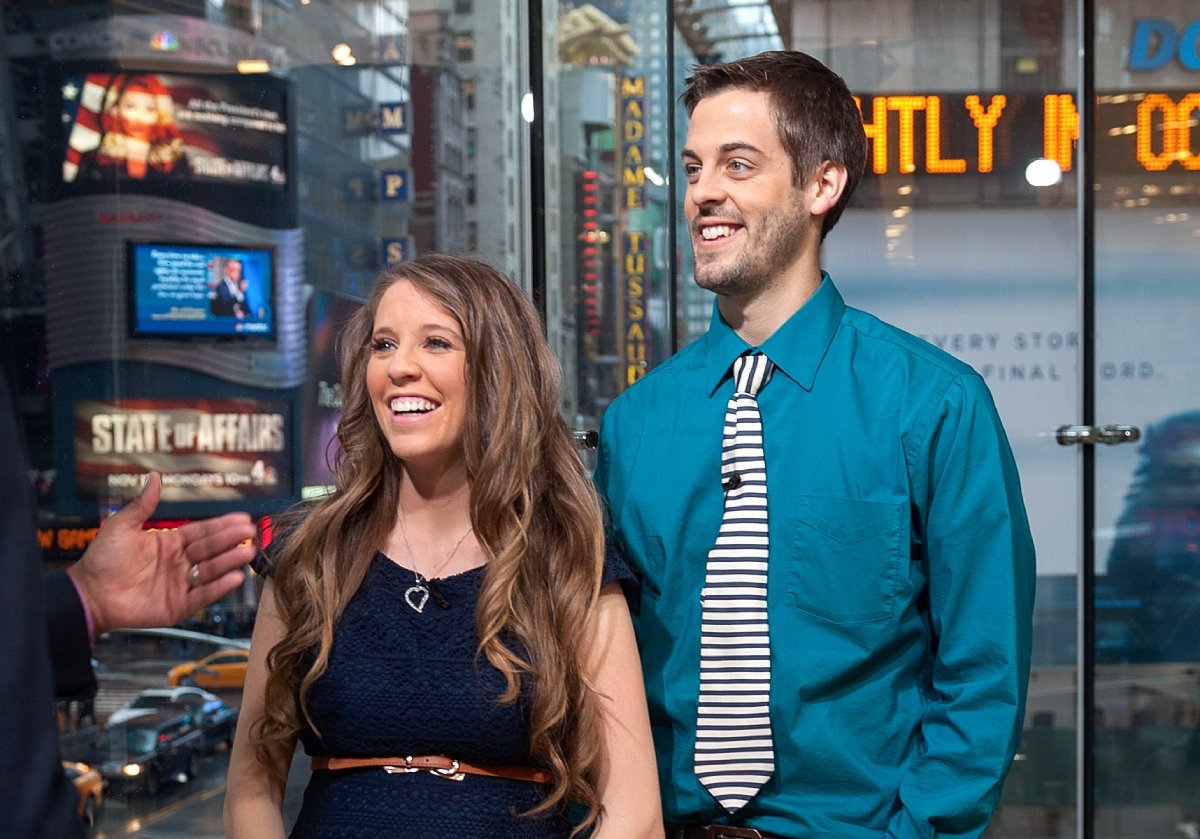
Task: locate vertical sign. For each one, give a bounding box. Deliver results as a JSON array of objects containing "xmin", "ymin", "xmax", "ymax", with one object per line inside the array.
[
  {"xmin": 376, "ymin": 34, "xmax": 406, "ymax": 65},
  {"xmin": 618, "ymin": 74, "xmax": 647, "ymax": 388},
  {"xmin": 620, "ymin": 76, "xmax": 646, "ymax": 210},
  {"xmin": 378, "ymin": 101, "xmax": 409, "ymax": 135},
  {"xmin": 381, "ymin": 236, "xmax": 412, "ymax": 266},
  {"xmin": 623, "ymin": 230, "xmax": 647, "ymax": 383},
  {"xmin": 379, "ymin": 169, "xmax": 410, "ymax": 202},
  {"xmin": 343, "ymin": 171, "xmax": 373, "ymax": 203},
  {"xmin": 578, "ymin": 169, "xmax": 602, "ymax": 346},
  {"xmin": 342, "ymin": 106, "xmax": 377, "ymax": 135}
]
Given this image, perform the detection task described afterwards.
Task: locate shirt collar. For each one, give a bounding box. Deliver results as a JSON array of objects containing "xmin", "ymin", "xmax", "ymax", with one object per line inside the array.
[{"xmin": 702, "ymin": 272, "xmax": 845, "ymax": 395}]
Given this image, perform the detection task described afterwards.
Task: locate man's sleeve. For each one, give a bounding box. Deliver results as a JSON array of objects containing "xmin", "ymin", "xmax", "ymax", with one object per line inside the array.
[
  {"xmin": 45, "ymin": 570, "xmax": 98, "ymax": 701},
  {"xmin": 0, "ymin": 376, "xmax": 86, "ymax": 838},
  {"xmin": 887, "ymin": 373, "xmax": 1037, "ymax": 839}
]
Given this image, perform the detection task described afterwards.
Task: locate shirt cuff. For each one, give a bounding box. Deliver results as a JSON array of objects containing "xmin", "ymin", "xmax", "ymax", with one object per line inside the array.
[{"xmin": 66, "ymin": 572, "xmax": 96, "ymax": 648}]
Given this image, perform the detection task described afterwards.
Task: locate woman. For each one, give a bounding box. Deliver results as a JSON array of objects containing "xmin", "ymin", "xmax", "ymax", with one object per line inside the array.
[
  {"xmin": 224, "ymin": 255, "xmax": 662, "ymax": 837},
  {"xmin": 66, "ymin": 73, "xmax": 187, "ymax": 182},
  {"xmin": 99, "ymin": 74, "xmax": 186, "ymax": 179}
]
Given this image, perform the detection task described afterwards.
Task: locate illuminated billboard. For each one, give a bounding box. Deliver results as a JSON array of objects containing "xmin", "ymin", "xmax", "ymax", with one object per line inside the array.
[
  {"xmin": 74, "ymin": 397, "xmax": 292, "ymax": 503},
  {"xmin": 49, "ymin": 66, "xmax": 294, "ymax": 225}
]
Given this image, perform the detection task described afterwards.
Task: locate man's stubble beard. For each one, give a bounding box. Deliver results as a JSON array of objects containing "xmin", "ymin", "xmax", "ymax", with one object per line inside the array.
[{"xmin": 691, "ymin": 196, "xmax": 809, "ymax": 298}]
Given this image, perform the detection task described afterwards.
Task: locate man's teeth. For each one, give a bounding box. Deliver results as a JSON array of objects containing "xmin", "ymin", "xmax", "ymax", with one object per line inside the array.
[
  {"xmin": 701, "ymin": 225, "xmax": 735, "ymax": 240},
  {"xmin": 390, "ymin": 397, "xmax": 437, "ymax": 414}
]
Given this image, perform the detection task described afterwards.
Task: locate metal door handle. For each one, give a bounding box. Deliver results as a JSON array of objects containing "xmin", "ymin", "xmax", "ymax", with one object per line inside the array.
[
  {"xmin": 1055, "ymin": 424, "xmax": 1141, "ymax": 446},
  {"xmin": 572, "ymin": 429, "xmax": 598, "ymax": 450}
]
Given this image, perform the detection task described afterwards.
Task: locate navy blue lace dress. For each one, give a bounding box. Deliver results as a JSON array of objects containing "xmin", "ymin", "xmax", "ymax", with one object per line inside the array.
[{"xmin": 281, "ymin": 550, "xmax": 631, "ymax": 838}]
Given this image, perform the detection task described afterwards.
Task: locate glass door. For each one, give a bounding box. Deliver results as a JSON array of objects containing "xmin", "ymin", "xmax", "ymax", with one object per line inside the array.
[
  {"xmin": 539, "ymin": 1, "xmax": 1200, "ymax": 836},
  {"xmin": 1090, "ymin": 4, "xmax": 1200, "ymax": 836},
  {"xmin": 807, "ymin": 3, "xmax": 1083, "ymax": 830}
]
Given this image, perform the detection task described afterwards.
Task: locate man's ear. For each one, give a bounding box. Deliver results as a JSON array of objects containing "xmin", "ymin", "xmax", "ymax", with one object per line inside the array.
[{"xmin": 808, "ymin": 161, "xmax": 848, "ymax": 218}]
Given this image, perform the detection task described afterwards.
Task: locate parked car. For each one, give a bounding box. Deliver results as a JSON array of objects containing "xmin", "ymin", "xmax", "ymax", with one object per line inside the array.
[
  {"xmin": 108, "ymin": 686, "xmax": 220, "ymax": 725},
  {"xmin": 107, "ymin": 686, "xmax": 238, "ymax": 753},
  {"xmin": 69, "ymin": 711, "xmax": 204, "ymax": 796},
  {"xmin": 166, "ymin": 648, "xmax": 250, "ymax": 690},
  {"xmin": 190, "ymin": 694, "xmax": 239, "ymax": 754},
  {"xmin": 62, "ymin": 760, "xmax": 103, "ymax": 827}
]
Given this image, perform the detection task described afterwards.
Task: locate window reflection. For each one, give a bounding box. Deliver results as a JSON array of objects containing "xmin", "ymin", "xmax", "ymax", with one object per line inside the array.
[{"xmin": 3, "ymin": 0, "xmax": 1197, "ymax": 834}]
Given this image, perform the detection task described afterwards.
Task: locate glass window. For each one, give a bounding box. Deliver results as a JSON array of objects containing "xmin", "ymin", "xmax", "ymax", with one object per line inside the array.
[
  {"xmin": 5, "ymin": 1, "xmax": 528, "ymax": 831},
  {"xmin": 541, "ymin": 0, "xmax": 676, "ymax": 427},
  {"xmin": 5, "ymin": 0, "xmax": 1196, "ymax": 834},
  {"xmin": 540, "ymin": 1, "xmax": 1196, "ymax": 836},
  {"xmin": 1091, "ymin": 4, "xmax": 1200, "ymax": 835}
]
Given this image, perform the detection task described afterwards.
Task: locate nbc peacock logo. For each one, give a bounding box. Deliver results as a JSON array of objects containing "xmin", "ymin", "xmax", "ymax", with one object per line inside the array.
[{"xmin": 149, "ymin": 31, "xmax": 180, "ymax": 52}]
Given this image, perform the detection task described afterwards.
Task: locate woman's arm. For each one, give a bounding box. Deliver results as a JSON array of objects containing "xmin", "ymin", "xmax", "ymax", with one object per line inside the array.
[
  {"xmin": 223, "ymin": 583, "xmax": 295, "ymax": 839},
  {"xmin": 587, "ymin": 582, "xmax": 665, "ymax": 839}
]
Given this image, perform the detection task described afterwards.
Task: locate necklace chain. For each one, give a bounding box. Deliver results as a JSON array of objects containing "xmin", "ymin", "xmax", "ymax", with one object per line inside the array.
[{"xmin": 398, "ymin": 513, "xmax": 473, "ymax": 613}]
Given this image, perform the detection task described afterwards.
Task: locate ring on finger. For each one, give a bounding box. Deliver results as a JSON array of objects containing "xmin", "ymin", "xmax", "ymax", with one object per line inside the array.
[{"xmin": 188, "ymin": 562, "xmax": 201, "ymax": 588}]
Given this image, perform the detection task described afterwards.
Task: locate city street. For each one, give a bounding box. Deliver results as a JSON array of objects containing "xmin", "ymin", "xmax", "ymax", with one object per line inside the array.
[
  {"xmin": 61, "ymin": 629, "xmax": 310, "ymax": 837},
  {"xmin": 87, "ymin": 746, "xmax": 310, "ymax": 838}
]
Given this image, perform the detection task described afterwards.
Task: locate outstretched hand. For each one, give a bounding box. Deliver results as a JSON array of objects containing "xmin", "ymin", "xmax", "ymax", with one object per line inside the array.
[{"xmin": 66, "ymin": 472, "xmax": 257, "ymax": 637}]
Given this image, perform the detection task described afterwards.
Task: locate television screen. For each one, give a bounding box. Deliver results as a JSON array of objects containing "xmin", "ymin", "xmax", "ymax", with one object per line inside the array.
[
  {"xmin": 127, "ymin": 241, "xmax": 276, "ymax": 341},
  {"xmin": 60, "ymin": 70, "xmax": 287, "ymax": 189},
  {"xmin": 50, "ymin": 66, "xmax": 295, "ymax": 226}
]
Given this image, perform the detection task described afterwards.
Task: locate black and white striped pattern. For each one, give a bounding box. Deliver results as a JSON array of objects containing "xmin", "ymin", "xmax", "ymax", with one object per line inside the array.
[{"xmin": 694, "ymin": 352, "xmax": 776, "ymax": 812}]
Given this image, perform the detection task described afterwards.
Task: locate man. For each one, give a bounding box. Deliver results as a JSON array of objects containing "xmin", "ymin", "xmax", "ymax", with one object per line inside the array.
[
  {"xmin": 595, "ymin": 51, "xmax": 1035, "ymax": 839},
  {"xmin": 212, "ymin": 256, "xmax": 247, "ymax": 318},
  {"xmin": 236, "ymin": 273, "xmax": 254, "ymax": 320},
  {"xmin": 1, "ymin": 374, "xmax": 256, "ymax": 837}
]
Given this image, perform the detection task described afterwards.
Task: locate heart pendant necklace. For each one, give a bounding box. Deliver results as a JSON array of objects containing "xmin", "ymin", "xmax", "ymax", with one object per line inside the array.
[
  {"xmin": 398, "ymin": 514, "xmax": 473, "ymax": 614},
  {"xmin": 404, "ymin": 581, "xmax": 430, "ymax": 613}
]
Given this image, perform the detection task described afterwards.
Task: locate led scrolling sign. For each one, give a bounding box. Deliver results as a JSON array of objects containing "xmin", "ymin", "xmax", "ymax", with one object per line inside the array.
[{"xmin": 851, "ymin": 90, "xmax": 1200, "ymax": 177}]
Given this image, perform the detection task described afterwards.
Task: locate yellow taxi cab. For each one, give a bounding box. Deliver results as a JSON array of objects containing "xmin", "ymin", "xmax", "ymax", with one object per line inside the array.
[
  {"xmin": 166, "ymin": 648, "xmax": 250, "ymax": 690},
  {"xmin": 63, "ymin": 760, "xmax": 103, "ymax": 826}
]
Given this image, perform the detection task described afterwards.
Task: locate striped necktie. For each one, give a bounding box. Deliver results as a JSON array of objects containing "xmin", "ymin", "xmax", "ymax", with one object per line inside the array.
[{"xmin": 694, "ymin": 351, "xmax": 775, "ymax": 812}]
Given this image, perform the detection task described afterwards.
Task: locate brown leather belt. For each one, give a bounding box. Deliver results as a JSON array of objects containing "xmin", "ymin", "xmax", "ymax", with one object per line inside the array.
[
  {"xmin": 666, "ymin": 824, "xmax": 779, "ymax": 839},
  {"xmin": 311, "ymin": 754, "xmax": 551, "ymax": 785}
]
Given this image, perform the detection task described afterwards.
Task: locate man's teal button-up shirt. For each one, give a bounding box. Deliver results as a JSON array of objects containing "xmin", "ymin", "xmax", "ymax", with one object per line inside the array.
[{"xmin": 595, "ymin": 275, "xmax": 1036, "ymax": 839}]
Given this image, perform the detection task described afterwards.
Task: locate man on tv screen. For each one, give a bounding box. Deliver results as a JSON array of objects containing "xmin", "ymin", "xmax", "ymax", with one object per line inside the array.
[{"xmin": 210, "ymin": 257, "xmax": 246, "ymax": 318}]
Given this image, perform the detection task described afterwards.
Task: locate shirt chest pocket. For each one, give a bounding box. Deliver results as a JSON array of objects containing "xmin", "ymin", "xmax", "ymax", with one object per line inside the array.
[{"xmin": 781, "ymin": 496, "xmax": 907, "ymax": 625}]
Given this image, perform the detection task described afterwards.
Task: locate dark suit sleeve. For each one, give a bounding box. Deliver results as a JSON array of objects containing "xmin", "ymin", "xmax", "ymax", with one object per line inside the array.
[
  {"xmin": 212, "ymin": 280, "xmax": 236, "ymax": 316},
  {"xmin": 0, "ymin": 375, "xmax": 85, "ymax": 838},
  {"xmin": 45, "ymin": 571, "xmax": 98, "ymax": 701}
]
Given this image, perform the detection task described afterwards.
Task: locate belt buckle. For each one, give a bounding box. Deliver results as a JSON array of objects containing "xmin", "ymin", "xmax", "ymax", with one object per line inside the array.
[
  {"xmin": 382, "ymin": 755, "xmax": 466, "ymax": 781},
  {"xmin": 707, "ymin": 827, "xmax": 764, "ymax": 839}
]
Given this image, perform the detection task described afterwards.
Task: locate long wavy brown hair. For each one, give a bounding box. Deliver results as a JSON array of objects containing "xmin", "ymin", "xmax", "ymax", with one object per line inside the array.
[{"xmin": 253, "ymin": 255, "xmax": 608, "ymax": 832}]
